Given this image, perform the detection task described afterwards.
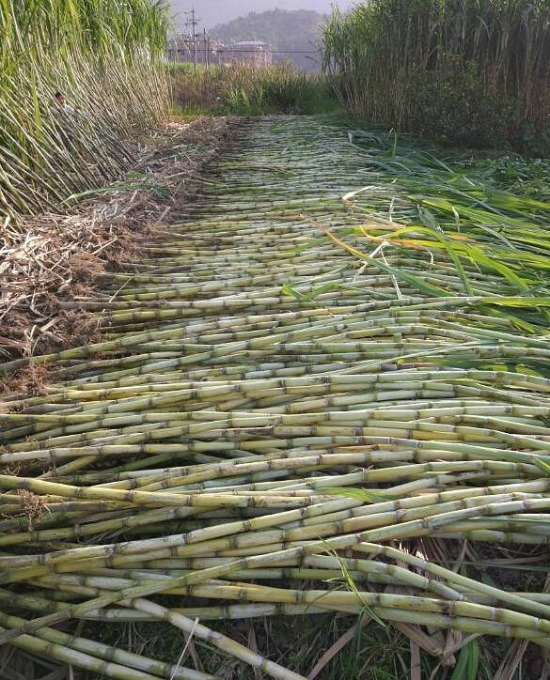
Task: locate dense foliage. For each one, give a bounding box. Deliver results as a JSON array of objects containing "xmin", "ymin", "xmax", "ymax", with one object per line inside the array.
[
  {"xmin": 0, "ymin": 0, "xmax": 171, "ymax": 218},
  {"xmin": 322, "ymin": 0, "xmax": 550, "ymax": 154},
  {"xmin": 170, "ymin": 62, "xmax": 338, "ymax": 116},
  {"xmin": 211, "ymin": 9, "xmax": 327, "ymax": 72}
]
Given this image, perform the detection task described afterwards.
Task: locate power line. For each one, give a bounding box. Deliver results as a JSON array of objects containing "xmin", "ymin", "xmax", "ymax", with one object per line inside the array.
[{"xmin": 270, "ymin": 50, "xmax": 320, "ymax": 54}]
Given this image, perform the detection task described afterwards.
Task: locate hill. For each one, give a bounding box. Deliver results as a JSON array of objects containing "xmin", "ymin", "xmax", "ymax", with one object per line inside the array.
[
  {"xmin": 168, "ymin": 0, "xmax": 353, "ymax": 31},
  {"xmin": 211, "ymin": 9, "xmax": 328, "ymax": 72}
]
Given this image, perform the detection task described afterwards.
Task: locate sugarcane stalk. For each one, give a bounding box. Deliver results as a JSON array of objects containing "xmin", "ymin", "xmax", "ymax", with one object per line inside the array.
[
  {"xmin": 0, "ymin": 611, "xmax": 211, "ymax": 680},
  {"xmin": 5, "ymin": 114, "xmax": 550, "ymax": 677}
]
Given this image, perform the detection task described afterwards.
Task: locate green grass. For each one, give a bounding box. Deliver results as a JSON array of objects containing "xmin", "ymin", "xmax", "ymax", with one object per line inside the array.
[
  {"xmin": 472, "ymin": 154, "xmax": 550, "ymax": 202},
  {"xmin": 80, "ymin": 613, "xmax": 417, "ymax": 680}
]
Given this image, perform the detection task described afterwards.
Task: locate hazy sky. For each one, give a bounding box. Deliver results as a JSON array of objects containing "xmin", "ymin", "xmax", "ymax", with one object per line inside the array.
[{"xmin": 168, "ymin": 0, "xmax": 357, "ymax": 30}]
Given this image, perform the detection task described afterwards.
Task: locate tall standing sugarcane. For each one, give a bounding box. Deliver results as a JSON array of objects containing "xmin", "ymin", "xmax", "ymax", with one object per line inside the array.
[
  {"xmin": 0, "ymin": 0, "xmax": 171, "ymax": 219},
  {"xmin": 321, "ymin": 0, "xmax": 550, "ymax": 148}
]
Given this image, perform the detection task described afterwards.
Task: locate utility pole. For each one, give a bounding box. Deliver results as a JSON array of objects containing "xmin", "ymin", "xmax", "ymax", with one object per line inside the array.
[
  {"xmin": 185, "ymin": 8, "xmax": 200, "ymax": 66},
  {"xmin": 203, "ymin": 29, "xmax": 211, "ymax": 68}
]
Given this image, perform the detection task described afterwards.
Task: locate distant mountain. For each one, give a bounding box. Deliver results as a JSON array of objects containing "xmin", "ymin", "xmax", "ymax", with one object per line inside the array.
[
  {"xmin": 210, "ymin": 9, "xmax": 327, "ymax": 71},
  {"xmin": 167, "ymin": 0, "xmax": 355, "ymax": 31}
]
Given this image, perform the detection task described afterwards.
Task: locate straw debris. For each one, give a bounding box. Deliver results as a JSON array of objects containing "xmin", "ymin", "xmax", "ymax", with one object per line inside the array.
[
  {"xmin": 16, "ymin": 489, "xmax": 49, "ymax": 532},
  {"xmin": 0, "ymin": 117, "xmax": 233, "ymax": 372}
]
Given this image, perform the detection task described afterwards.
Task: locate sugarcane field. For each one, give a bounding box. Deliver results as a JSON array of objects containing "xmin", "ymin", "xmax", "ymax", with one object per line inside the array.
[{"xmin": 3, "ymin": 1, "xmax": 550, "ymax": 679}]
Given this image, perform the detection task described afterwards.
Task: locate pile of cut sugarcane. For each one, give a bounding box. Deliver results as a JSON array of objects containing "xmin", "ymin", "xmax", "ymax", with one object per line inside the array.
[{"xmin": 2, "ymin": 117, "xmax": 550, "ymax": 679}]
